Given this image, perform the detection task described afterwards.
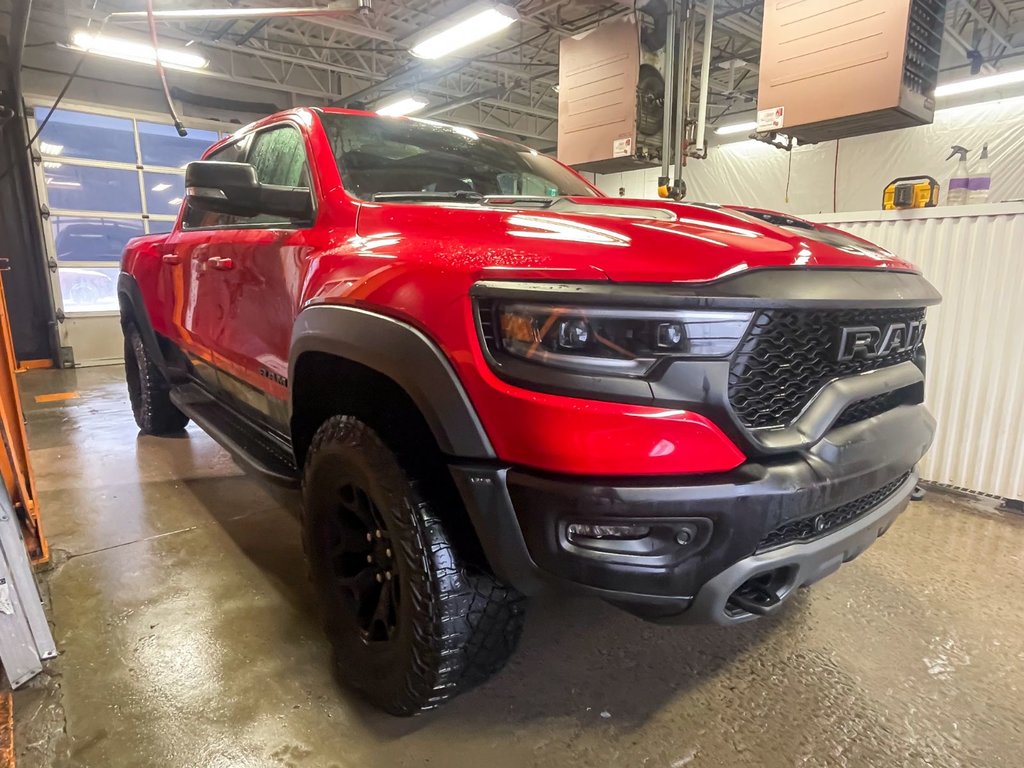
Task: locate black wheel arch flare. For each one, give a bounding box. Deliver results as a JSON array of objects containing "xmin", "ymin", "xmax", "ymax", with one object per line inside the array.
[{"xmin": 289, "ymin": 304, "xmax": 495, "ymax": 461}]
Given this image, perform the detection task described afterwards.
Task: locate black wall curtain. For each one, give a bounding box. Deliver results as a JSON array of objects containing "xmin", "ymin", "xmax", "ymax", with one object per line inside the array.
[{"xmin": 0, "ymin": 0, "xmax": 60, "ymax": 363}]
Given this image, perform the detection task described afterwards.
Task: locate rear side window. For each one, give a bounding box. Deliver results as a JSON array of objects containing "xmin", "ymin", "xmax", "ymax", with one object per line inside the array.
[{"xmin": 181, "ymin": 125, "xmax": 312, "ymax": 229}]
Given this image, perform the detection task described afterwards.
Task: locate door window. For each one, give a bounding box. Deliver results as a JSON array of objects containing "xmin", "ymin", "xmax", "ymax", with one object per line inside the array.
[
  {"xmin": 180, "ymin": 138, "xmax": 252, "ymax": 230},
  {"xmin": 181, "ymin": 125, "xmax": 312, "ymax": 229},
  {"xmin": 249, "ymin": 126, "xmax": 310, "ymax": 188},
  {"xmin": 246, "ymin": 126, "xmax": 312, "ymax": 226}
]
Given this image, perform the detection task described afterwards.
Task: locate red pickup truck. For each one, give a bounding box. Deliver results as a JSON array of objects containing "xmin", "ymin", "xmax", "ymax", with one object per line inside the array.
[{"xmin": 120, "ymin": 107, "xmax": 940, "ymax": 715}]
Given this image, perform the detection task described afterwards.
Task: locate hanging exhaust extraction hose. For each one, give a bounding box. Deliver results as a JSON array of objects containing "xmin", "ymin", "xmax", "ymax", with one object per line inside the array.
[
  {"xmin": 693, "ymin": 0, "xmax": 716, "ymax": 155},
  {"xmin": 145, "ymin": 0, "xmax": 187, "ymax": 137},
  {"xmin": 658, "ymin": 0, "xmax": 677, "ymax": 196},
  {"xmin": 670, "ymin": 1, "xmax": 692, "ymax": 199},
  {"xmin": 673, "ymin": 0, "xmax": 696, "ymax": 197}
]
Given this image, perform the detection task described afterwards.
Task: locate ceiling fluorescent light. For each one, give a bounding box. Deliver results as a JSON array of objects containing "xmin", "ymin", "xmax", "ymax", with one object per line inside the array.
[
  {"xmin": 151, "ymin": 183, "xmax": 172, "ymax": 192},
  {"xmin": 715, "ymin": 121, "xmax": 757, "ymax": 136},
  {"xmin": 39, "ymin": 141, "xmax": 64, "ymax": 155},
  {"xmin": 70, "ymin": 30, "xmax": 209, "ymax": 71},
  {"xmin": 376, "ymin": 95, "xmax": 429, "ymax": 117},
  {"xmin": 410, "ymin": 2, "xmax": 518, "ymax": 60},
  {"xmin": 935, "ymin": 67, "xmax": 1024, "ymax": 98}
]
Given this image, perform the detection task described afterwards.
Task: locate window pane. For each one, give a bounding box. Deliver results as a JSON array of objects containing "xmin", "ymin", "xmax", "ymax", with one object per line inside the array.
[
  {"xmin": 210, "ymin": 136, "xmax": 249, "ymax": 164},
  {"xmin": 212, "ymin": 126, "xmax": 313, "ymax": 227},
  {"xmin": 181, "ymin": 137, "xmax": 257, "ymax": 229},
  {"xmin": 43, "ymin": 165, "xmax": 141, "ymax": 212},
  {"xmin": 51, "ymin": 216, "xmax": 143, "ymax": 264},
  {"xmin": 35, "ymin": 108, "xmax": 135, "ymax": 163},
  {"xmin": 58, "ymin": 267, "xmax": 120, "ymax": 312},
  {"xmin": 143, "ymin": 172, "xmax": 185, "ymax": 217},
  {"xmin": 249, "ymin": 127, "xmax": 309, "ymax": 187},
  {"xmin": 138, "ymin": 121, "xmax": 219, "ymax": 168}
]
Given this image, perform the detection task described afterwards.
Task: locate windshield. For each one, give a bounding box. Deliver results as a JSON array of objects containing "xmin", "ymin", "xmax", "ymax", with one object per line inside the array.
[{"xmin": 319, "ymin": 112, "xmax": 598, "ymax": 201}]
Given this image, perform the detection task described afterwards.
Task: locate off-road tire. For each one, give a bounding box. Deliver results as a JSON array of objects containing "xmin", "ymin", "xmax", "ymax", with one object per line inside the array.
[
  {"xmin": 124, "ymin": 325, "xmax": 189, "ymax": 434},
  {"xmin": 302, "ymin": 415, "xmax": 524, "ymax": 716}
]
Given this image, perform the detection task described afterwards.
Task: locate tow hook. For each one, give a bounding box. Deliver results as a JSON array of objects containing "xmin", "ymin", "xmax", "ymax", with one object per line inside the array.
[{"xmin": 727, "ymin": 576, "xmax": 782, "ymax": 616}]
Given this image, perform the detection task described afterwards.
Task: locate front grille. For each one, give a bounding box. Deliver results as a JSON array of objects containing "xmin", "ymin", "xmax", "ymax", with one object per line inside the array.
[
  {"xmin": 757, "ymin": 472, "xmax": 911, "ymax": 552},
  {"xmin": 729, "ymin": 307, "xmax": 925, "ymax": 429},
  {"xmin": 834, "ymin": 390, "xmax": 909, "ymax": 428}
]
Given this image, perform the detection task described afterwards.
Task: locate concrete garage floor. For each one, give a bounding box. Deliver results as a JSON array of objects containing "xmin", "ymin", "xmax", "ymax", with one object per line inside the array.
[{"xmin": 10, "ymin": 365, "xmax": 1024, "ymax": 767}]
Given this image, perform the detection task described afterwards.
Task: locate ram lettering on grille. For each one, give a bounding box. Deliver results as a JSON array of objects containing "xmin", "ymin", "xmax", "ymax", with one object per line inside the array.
[{"xmin": 837, "ymin": 320, "xmax": 926, "ymax": 362}]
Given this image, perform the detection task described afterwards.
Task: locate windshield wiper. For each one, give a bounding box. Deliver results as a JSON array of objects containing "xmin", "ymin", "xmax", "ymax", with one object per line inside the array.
[
  {"xmin": 370, "ymin": 192, "xmax": 577, "ymax": 210},
  {"xmin": 371, "ymin": 191, "xmax": 485, "ymax": 203}
]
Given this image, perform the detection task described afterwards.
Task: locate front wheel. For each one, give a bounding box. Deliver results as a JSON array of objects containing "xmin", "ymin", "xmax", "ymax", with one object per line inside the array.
[
  {"xmin": 301, "ymin": 415, "xmax": 524, "ymax": 715},
  {"xmin": 124, "ymin": 325, "xmax": 189, "ymax": 435}
]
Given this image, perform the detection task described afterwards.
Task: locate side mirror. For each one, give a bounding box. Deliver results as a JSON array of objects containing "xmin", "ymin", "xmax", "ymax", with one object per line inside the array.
[{"xmin": 184, "ymin": 161, "xmax": 312, "ymax": 222}]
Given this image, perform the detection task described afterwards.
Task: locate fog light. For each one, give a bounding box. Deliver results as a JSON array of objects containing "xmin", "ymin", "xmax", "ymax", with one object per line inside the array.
[{"xmin": 567, "ymin": 523, "xmax": 651, "ymax": 540}]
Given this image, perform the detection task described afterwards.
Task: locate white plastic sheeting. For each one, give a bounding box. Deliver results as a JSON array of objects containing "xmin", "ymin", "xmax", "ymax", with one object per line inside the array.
[
  {"xmin": 595, "ymin": 139, "xmax": 840, "ymax": 213},
  {"xmin": 594, "ymin": 95, "xmax": 1024, "ymax": 215},
  {"xmin": 806, "ymin": 205, "xmax": 1024, "ymax": 501}
]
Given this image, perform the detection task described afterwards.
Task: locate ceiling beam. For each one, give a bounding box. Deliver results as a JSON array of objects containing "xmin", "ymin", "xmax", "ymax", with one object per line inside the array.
[
  {"xmin": 944, "ymin": 24, "xmax": 999, "ymax": 73},
  {"xmin": 300, "ymin": 15, "xmax": 397, "ymax": 44},
  {"xmin": 958, "ymin": 0, "xmax": 1015, "ymax": 52}
]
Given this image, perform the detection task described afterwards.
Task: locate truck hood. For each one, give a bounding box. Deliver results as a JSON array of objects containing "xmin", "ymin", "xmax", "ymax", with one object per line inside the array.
[{"xmin": 352, "ymin": 196, "xmax": 915, "ymax": 283}]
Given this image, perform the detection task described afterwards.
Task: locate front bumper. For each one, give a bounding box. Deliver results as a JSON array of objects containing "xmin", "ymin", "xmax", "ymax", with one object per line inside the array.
[{"xmin": 451, "ymin": 403, "xmax": 934, "ymax": 623}]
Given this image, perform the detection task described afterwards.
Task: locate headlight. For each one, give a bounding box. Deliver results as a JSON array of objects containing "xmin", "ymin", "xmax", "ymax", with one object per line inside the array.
[{"xmin": 485, "ymin": 302, "xmax": 752, "ymax": 377}]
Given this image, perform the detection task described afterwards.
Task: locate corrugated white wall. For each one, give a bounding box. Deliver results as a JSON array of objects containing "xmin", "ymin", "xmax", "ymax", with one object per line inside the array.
[{"xmin": 806, "ymin": 206, "xmax": 1024, "ymax": 500}]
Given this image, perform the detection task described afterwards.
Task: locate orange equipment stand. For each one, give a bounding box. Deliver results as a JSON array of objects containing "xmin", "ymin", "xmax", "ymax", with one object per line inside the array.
[{"xmin": 0, "ymin": 275, "xmax": 47, "ymax": 565}]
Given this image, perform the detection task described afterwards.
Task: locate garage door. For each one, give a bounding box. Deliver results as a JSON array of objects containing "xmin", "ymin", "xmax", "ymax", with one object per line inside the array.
[{"xmin": 28, "ymin": 103, "xmax": 222, "ymax": 365}]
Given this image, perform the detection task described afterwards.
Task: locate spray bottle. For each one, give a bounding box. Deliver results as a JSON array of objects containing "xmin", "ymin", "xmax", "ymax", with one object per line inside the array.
[
  {"xmin": 946, "ymin": 145, "xmax": 971, "ymax": 206},
  {"xmin": 968, "ymin": 143, "xmax": 991, "ymax": 204}
]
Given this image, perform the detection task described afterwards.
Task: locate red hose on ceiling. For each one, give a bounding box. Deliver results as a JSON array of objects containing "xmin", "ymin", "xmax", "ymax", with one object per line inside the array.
[{"xmin": 145, "ymin": 0, "xmax": 187, "ymax": 136}]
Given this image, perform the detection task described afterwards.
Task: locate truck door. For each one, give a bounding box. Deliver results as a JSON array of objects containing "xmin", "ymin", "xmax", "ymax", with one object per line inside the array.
[
  {"xmin": 199, "ymin": 123, "xmax": 316, "ymax": 431},
  {"xmin": 159, "ymin": 135, "xmax": 251, "ymax": 386}
]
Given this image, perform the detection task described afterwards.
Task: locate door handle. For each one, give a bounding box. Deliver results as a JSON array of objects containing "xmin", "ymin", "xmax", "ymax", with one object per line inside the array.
[
  {"xmin": 161, "ymin": 254, "xmax": 181, "ymax": 265},
  {"xmin": 208, "ymin": 257, "xmax": 234, "ymax": 271}
]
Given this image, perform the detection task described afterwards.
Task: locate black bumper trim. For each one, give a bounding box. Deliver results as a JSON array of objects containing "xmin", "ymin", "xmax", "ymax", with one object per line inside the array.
[
  {"xmin": 451, "ymin": 403, "xmax": 934, "ymax": 620},
  {"xmin": 679, "ymin": 472, "xmax": 916, "ymax": 625}
]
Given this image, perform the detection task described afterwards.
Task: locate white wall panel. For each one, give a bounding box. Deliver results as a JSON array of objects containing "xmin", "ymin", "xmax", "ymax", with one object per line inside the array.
[{"xmin": 806, "ymin": 206, "xmax": 1024, "ymax": 500}]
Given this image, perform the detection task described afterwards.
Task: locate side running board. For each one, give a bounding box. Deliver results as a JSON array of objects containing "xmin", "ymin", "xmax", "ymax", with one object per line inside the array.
[{"xmin": 170, "ymin": 383, "xmax": 299, "ymax": 487}]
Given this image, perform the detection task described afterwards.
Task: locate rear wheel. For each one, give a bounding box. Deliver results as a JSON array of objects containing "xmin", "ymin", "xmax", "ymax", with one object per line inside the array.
[
  {"xmin": 302, "ymin": 414, "xmax": 524, "ymax": 715},
  {"xmin": 124, "ymin": 325, "xmax": 189, "ymax": 434}
]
